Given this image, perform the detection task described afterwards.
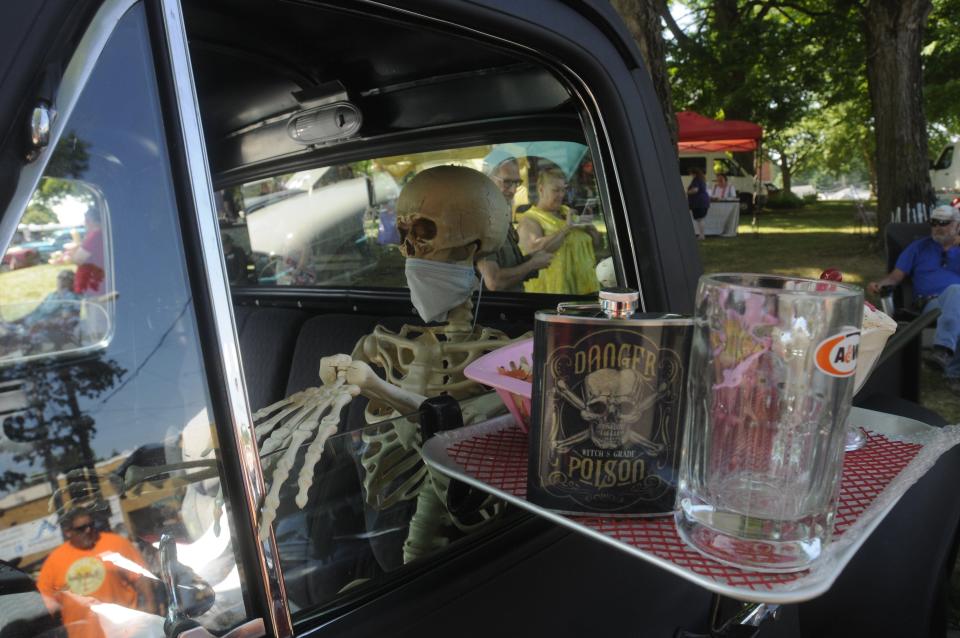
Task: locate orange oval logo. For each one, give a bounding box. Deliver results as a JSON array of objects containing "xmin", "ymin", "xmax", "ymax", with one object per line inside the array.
[{"xmin": 815, "ymin": 330, "xmax": 860, "ymax": 377}]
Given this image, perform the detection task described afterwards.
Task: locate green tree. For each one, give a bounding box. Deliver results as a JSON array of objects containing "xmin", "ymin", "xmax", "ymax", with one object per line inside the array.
[
  {"xmin": 924, "ymin": 0, "xmax": 960, "ymax": 152},
  {"xmin": 805, "ymin": 99, "xmax": 875, "ymax": 192},
  {"xmin": 663, "ymin": 0, "xmax": 936, "ymax": 229},
  {"xmin": 665, "ymin": 1, "xmax": 835, "ymax": 181},
  {"xmin": 861, "ymin": 0, "xmax": 935, "ymax": 225},
  {"xmin": 24, "ymin": 131, "xmax": 92, "ymax": 224}
]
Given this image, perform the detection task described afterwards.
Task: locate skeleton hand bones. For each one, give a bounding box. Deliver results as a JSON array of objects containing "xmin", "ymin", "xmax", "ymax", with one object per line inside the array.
[{"xmin": 320, "ymin": 354, "xmax": 426, "ymax": 417}]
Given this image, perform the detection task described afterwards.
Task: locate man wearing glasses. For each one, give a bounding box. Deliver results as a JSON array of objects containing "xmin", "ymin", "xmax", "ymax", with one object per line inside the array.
[
  {"xmin": 37, "ymin": 506, "xmax": 156, "ymax": 638},
  {"xmin": 868, "ymin": 205, "xmax": 960, "ymax": 389},
  {"xmin": 478, "ymin": 157, "xmax": 554, "ymax": 291}
]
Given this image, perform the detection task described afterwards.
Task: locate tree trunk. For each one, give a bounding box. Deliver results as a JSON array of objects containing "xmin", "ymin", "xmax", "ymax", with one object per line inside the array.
[
  {"xmin": 863, "ymin": 145, "xmax": 878, "ymax": 198},
  {"xmin": 779, "ymin": 153, "xmax": 792, "ymax": 194},
  {"xmin": 610, "ymin": 0, "xmax": 678, "ymax": 146},
  {"xmin": 711, "ymin": 0, "xmax": 755, "ymax": 175},
  {"xmin": 863, "ymin": 0, "xmax": 934, "ymax": 228}
]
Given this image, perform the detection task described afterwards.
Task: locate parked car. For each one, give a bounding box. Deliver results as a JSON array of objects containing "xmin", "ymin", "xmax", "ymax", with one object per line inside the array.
[
  {"xmin": 0, "ymin": 2, "xmax": 958, "ymax": 638},
  {"xmin": 0, "ymin": 244, "xmax": 39, "ymax": 271},
  {"xmin": 18, "ymin": 228, "xmax": 82, "ymax": 263}
]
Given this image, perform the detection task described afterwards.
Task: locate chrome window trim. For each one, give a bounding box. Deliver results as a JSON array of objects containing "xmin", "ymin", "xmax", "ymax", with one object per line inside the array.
[
  {"xmin": 157, "ymin": 0, "xmax": 293, "ymax": 635},
  {"xmin": 0, "ymin": 0, "xmax": 138, "ymax": 258}
]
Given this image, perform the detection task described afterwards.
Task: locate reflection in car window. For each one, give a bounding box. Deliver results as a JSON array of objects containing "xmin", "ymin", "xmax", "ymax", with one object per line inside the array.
[
  {"xmin": 217, "ymin": 141, "xmax": 611, "ymax": 294},
  {"xmin": 0, "ymin": 7, "xmax": 249, "ymax": 637},
  {"xmin": 1, "ymin": 179, "xmax": 115, "ymax": 367}
]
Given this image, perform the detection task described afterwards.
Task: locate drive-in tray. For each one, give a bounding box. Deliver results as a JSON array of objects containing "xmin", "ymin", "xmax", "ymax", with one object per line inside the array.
[{"xmin": 421, "ymin": 407, "xmax": 960, "ymax": 603}]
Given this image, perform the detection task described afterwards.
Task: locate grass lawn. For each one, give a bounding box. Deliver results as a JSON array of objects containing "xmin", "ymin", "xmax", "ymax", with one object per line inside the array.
[
  {"xmin": 0, "ymin": 263, "xmax": 74, "ymax": 321},
  {"xmin": 698, "ymin": 200, "xmax": 960, "ymax": 424},
  {"xmin": 698, "ymin": 201, "xmax": 888, "ymax": 288}
]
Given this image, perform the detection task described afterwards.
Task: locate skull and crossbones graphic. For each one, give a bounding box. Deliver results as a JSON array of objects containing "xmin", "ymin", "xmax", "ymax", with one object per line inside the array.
[{"xmin": 554, "ymin": 367, "xmax": 666, "ymax": 454}]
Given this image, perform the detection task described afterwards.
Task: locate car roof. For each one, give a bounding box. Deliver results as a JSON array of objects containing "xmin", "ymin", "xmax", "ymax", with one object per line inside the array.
[{"xmin": 183, "ymin": 0, "xmax": 575, "ymax": 181}]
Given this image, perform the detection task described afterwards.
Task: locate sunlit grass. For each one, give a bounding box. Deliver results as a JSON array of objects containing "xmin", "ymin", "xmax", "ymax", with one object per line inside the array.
[{"xmin": 0, "ymin": 264, "xmax": 74, "ymax": 321}]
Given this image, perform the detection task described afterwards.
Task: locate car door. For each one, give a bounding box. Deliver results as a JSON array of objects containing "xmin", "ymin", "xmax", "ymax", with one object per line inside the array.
[{"xmin": 0, "ymin": 1, "xmax": 286, "ymax": 636}]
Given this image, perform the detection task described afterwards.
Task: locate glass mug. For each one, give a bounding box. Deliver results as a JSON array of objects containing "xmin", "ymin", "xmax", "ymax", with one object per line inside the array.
[{"xmin": 676, "ymin": 273, "xmax": 863, "ymax": 572}]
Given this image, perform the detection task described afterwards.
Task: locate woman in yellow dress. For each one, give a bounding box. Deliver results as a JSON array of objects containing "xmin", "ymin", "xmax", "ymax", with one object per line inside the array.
[{"xmin": 518, "ymin": 168, "xmax": 601, "ymax": 294}]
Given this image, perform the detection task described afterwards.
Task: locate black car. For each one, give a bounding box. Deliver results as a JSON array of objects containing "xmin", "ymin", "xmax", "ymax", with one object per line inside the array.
[{"xmin": 0, "ymin": 2, "xmax": 958, "ymax": 638}]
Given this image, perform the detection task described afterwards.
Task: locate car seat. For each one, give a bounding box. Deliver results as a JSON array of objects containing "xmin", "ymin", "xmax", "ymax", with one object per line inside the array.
[{"xmin": 879, "ymin": 222, "xmax": 932, "ymax": 319}]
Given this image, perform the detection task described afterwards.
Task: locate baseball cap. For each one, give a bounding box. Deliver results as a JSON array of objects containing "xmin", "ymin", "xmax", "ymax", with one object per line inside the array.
[{"xmin": 930, "ymin": 205, "xmax": 960, "ymax": 222}]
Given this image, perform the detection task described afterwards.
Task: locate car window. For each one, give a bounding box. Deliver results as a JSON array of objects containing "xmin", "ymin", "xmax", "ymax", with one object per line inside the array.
[
  {"xmin": 217, "ymin": 141, "xmax": 612, "ymax": 294},
  {"xmin": 678, "ymin": 156, "xmax": 707, "ymax": 176},
  {"xmin": 0, "ymin": 6, "xmax": 251, "ymax": 637},
  {"xmin": 204, "ymin": 6, "xmax": 621, "ymax": 617},
  {"xmin": 934, "ymin": 145, "xmax": 954, "ymax": 170},
  {"xmin": 716, "ymin": 157, "xmax": 743, "ymax": 177}
]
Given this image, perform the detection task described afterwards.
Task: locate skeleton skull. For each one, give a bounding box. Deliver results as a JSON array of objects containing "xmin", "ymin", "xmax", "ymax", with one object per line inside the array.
[
  {"xmin": 582, "ymin": 368, "xmax": 645, "ymax": 449},
  {"xmin": 395, "ymin": 165, "xmax": 509, "ymax": 264}
]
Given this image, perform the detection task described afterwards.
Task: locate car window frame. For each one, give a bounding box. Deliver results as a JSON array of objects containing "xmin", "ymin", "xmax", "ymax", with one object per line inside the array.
[{"xmin": 0, "ymin": 0, "xmax": 290, "ymax": 635}]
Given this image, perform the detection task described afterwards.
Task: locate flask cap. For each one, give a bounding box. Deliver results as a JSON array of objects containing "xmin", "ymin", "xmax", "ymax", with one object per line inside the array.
[{"xmin": 599, "ymin": 287, "xmax": 638, "ymax": 318}]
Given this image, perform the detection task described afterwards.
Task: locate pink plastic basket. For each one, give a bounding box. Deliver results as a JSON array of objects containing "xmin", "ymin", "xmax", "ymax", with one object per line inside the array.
[{"xmin": 464, "ymin": 338, "xmax": 534, "ymax": 432}]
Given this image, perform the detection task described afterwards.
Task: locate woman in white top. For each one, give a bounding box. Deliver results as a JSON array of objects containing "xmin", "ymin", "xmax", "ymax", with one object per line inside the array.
[{"xmin": 709, "ymin": 174, "xmax": 737, "ymax": 200}]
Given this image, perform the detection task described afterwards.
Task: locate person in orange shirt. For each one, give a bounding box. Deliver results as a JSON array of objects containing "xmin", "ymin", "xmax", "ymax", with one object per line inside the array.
[{"xmin": 36, "ymin": 507, "xmax": 158, "ymax": 638}]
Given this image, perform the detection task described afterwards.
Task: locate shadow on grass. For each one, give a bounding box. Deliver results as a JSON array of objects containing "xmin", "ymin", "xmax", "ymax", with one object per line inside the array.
[{"xmin": 698, "ymin": 232, "xmax": 887, "ymax": 288}]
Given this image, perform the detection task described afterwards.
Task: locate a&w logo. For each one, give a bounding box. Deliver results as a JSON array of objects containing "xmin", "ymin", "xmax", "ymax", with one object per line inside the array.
[{"xmin": 815, "ymin": 330, "xmax": 860, "ymax": 377}]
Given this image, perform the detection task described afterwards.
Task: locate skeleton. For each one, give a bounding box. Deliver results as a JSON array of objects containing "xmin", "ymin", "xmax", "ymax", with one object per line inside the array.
[
  {"xmin": 254, "ymin": 166, "xmax": 520, "ymax": 556},
  {"xmin": 555, "ymin": 369, "xmax": 667, "ymax": 454}
]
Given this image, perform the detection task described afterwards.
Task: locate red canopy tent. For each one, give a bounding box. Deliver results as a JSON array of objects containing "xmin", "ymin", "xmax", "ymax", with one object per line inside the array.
[{"xmin": 676, "ymin": 111, "xmax": 763, "ymax": 152}]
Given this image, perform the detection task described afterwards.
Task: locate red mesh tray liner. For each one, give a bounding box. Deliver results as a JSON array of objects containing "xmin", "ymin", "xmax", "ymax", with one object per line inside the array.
[{"xmin": 445, "ymin": 424, "xmax": 920, "ymax": 593}]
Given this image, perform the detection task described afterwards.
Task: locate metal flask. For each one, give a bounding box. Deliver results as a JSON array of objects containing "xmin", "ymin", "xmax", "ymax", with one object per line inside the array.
[{"xmin": 527, "ymin": 288, "xmax": 693, "ymax": 516}]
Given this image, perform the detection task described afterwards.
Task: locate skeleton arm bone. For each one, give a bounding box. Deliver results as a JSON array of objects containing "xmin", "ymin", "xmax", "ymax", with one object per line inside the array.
[{"xmin": 319, "ymin": 356, "xmax": 426, "ymax": 416}]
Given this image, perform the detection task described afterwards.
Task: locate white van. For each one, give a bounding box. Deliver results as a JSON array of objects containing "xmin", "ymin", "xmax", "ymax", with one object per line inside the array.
[
  {"xmin": 930, "ymin": 143, "xmax": 960, "ymax": 201},
  {"xmin": 678, "ymin": 151, "xmax": 765, "ymax": 206}
]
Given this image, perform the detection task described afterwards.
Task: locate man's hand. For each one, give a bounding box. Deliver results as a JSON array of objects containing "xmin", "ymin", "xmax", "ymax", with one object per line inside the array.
[{"xmin": 866, "ymin": 269, "xmax": 905, "ymax": 296}]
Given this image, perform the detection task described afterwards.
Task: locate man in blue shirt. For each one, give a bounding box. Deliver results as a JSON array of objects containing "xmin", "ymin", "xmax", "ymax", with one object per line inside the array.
[{"xmin": 869, "ymin": 205, "xmax": 960, "ymax": 387}]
